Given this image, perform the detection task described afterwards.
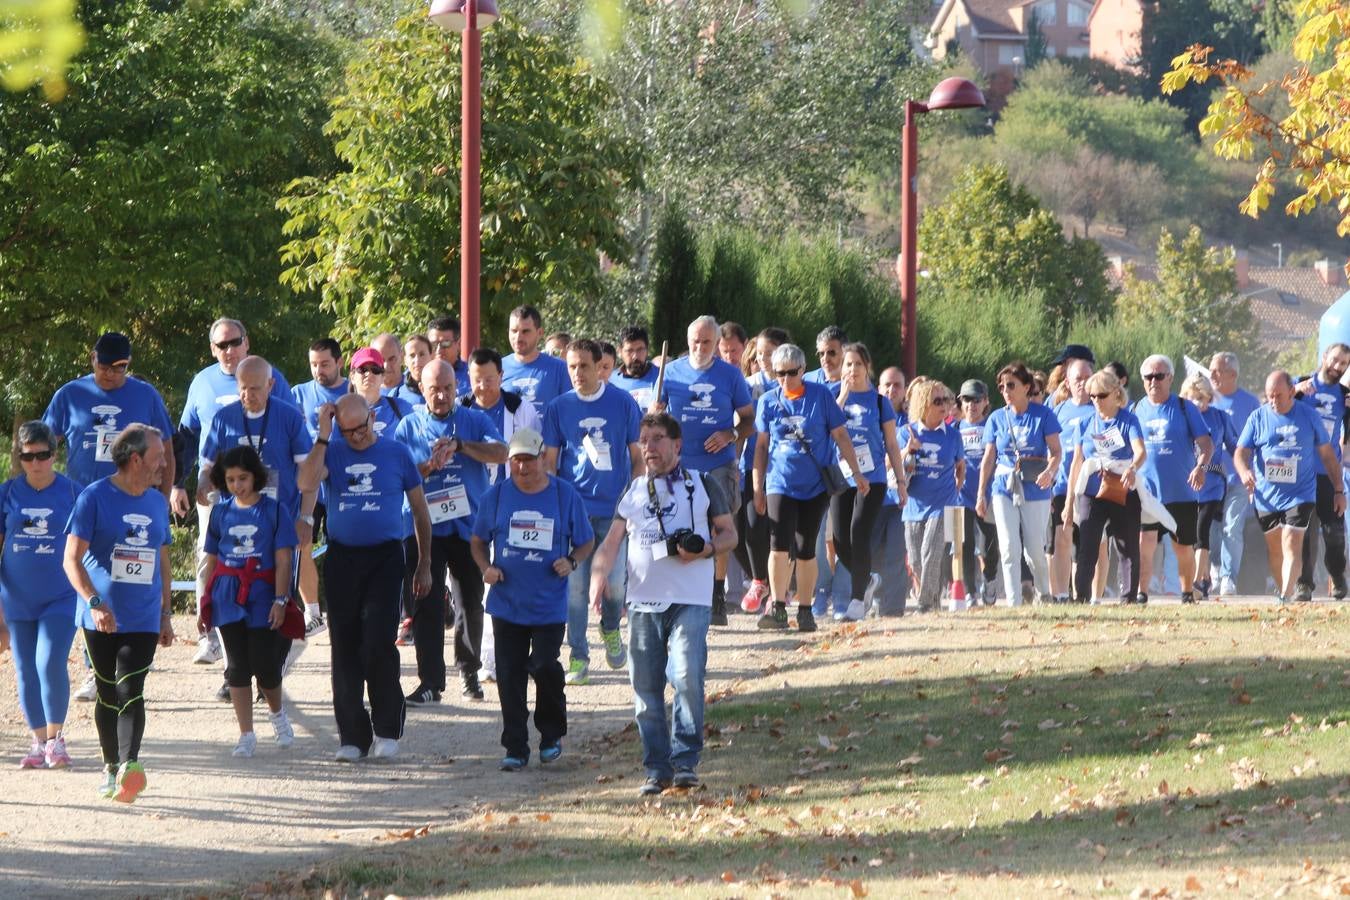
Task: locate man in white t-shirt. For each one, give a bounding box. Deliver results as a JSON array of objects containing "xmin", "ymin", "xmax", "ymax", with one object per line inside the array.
[{"xmin": 589, "ymin": 411, "xmax": 736, "ymax": 797}]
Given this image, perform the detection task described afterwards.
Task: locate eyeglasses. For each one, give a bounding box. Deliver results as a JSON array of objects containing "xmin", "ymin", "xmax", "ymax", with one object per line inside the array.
[
  {"xmin": 95, "ymin": 362, "xmax": 130, "ymax": 374},
  {"xmin": 213, "ymin": 336, "xmax": 245, "ymax": 351},
  {"xmin": 356, "ymin": 365, "xmax": 385, "ymax": 376},
  {"xmin": 818, "ymin": 348, "xmax": 839, "ymax": 358},
  {"xmin": 435, "ymin": 339, "xmax": 457, "ymax": 349},
  {"xmin": 1142, "ymin": 372, "xmax": 1168, "ymax": 382},
  {"xmin": 19, "ymin": 450, "xmax": 53, "ymax": 462},
  {"xmin": 1089, "ymin": 392, "xmax": 1112, "ymax": 400},
  {"xmin": 338, "ymin": 415, "xmax": 373, "ymax": 438},
  {"xmin": 997, "ymin": 382, "xmax": 1021, "ymax": 392},
  {"xmin": 934, "ymin": 396, "xmax": 954, "ymax": 405},
  {"xmin": 959, "ymin": 396, "xmax": 983, "ymax": 404},
  {"xmin": 774, "ymin": 368, "xmax": 802, "ymax": 378},
  {"xmin": 1029, "ymin": 389, "xmax": 1043, "ymax": 398}
]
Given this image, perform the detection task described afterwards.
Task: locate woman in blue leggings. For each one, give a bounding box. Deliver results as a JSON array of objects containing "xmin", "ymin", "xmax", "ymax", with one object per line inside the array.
[{"xmin": 0, "ymin": 421, "xmax": 80, "ymax": 768}]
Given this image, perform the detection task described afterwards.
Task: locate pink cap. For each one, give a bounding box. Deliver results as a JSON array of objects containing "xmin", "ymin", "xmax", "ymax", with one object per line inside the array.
[{"xmin": 350, "ymin": 347, "xmax": 385, "ymax": 372}]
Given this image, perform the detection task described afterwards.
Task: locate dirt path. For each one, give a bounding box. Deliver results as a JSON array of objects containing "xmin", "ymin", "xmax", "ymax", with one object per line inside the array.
[{"xmin": 0, "ymin": 610, "xmax": 803, "ymax": 899}]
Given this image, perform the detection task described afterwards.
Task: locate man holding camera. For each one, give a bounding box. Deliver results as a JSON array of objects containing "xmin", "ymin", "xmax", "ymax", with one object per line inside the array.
[{"xmin": 589, "ymin": 412, "xmax": 737, "ymax": 797}]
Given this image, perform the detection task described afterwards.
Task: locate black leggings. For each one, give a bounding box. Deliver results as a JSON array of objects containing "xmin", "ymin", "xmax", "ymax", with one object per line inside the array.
[
  {"xmin": 84, "ymin": 629, "xmax": 159, "ymax": 766},
  {"xmin": 1195, "ymin": 499, "xmax": 1224, "ymax": 552},
  {"xmin": 830, "ymin": 486, "xmax": 886, "ymax": 600},
  {"xmin": 767, "ymin": 492, "xmax": 830, "ymax": 559},
  {"xmin": 961, "ymin": 508, "xmax": 1000, "ymax": 593},
  {"xmin": 1075, "ymin": 493, "xmax": 1141, "ymax": 600},
  {"xmin": 734, "ymin": 489, "xmax": 771, "ymax": 582},
  {"xmin": 218, "ymin": 620, "xmax": 283, "ymax": 690}
]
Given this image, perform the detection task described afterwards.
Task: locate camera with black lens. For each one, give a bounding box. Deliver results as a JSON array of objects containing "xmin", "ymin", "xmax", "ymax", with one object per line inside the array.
[{"xmin": 665, "ymin": 529, "xmax": 705, "ymax": 557}]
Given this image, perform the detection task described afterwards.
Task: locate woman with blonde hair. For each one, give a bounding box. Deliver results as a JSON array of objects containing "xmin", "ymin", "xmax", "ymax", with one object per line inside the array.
[
  {"xmin": 1179, "ymin": 372, "xmax": 1236, "ymax": 600},
  {"xmin": 900, "ymin": 379, "xmax": 963, "ymax": 612}
]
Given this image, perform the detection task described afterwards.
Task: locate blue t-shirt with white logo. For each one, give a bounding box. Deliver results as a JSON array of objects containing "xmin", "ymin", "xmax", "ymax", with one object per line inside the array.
[
  {"xmin": 1075, "ymin": 409, "xmax": 1145, "ymax": 498},
  {"xmin": 755, "ymin": 382, "xmax": 848, "ymax": 500},
  {"xmin": 885, "ymin": 408, "xmax": 910, "ymax": 509},
  {"xmin": 66, "ymin": 478, "xmax": 172, "ymax": 634},
  {"xmin": 983, "ymin": 403, "xmax": 1062, "ymax": 502},
  {"xmin": 1238, "ymin": 401, "xmax": 1329, "ymax": 512},
  {"xmin": 1133, "ymin": 395, "xmax": 1209, "ymax": 504},
  {"xmin": 1296, "ymin": 374, "xmax": 1347, "ymax": 476},
  {"xmin": 386, "ymin": 380, "xmax": 426, "ymax": 409},
  {"xmin": 200, "ymin": 401, "xmax": 312, "ymax": 519},
  {"xmin": 1211, "ymin": 387, "xmax": 1260, "ymax": 486},
  {"xmin": 899, "ymin": 421, "xmax": 963, "ymax": 522},
  {"xmin": 663, "ymin": 356, "xmax": 753, "ymax": 474},
  {"xmin": 609, "ymin": 365, "xmax": 659, "ymax": 412},
  {"xmin": 182, "ymin": 364, "xmax": 293, "ymax": 447},
  {"xmin": 837, "ymin": 387, "xmax": 895, "ymax": 488},
  {"xmin": 473, "ymin": 476, "xmax": 594, "ymax": 626},
  {"xmin": 740, "ymin": 371, "xmax": 776, "ymax": 485},
  {"xmin": 0, "ymin": 474, "xmax": 80, "ymax": 621},
  {"xmin": 1052, "ymin": 399, "xmax": 1095, "ymax": 496},
  {"xmin": 502, "ymin": 352, "xmax": 570, "ymax": 419},
  {"xmin": 44, "ymin": 375, "xmax": 174, "ymax": 487},
  {"xmin": 321, "ymin": 436, "xmax": 422, "ymax": 546},
  {"xmin": 204, "ymin": 495, "xmax": 298, "ymax": 629},
  {"xmin": 543, "ymin": 384, "xmax": 642, "ymax": 519},
  {"xmin": 394, "ymin": 405, "xmax": 502, "ymax": 540},
  {"xmin": 956, "ymin": 417, "xmax": 987, "ymax": 509},
  {"xmin": 1197, "ymin": 406, "xmax": 1235, "ymax": 504},
  {"xmin": 291, "ymin": 380, "xmax": 350, "ymax": 441}
]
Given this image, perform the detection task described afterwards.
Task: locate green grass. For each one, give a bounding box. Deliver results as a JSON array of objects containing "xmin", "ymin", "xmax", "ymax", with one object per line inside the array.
[{"xmin": 255, "ymin": 605, "xmax": 1350, "ymax": 897}]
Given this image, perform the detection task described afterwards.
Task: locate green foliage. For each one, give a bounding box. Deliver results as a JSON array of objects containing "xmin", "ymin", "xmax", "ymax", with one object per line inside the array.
[
  {"xmin": 1023, "ymin": 11, "xmax": 1049, "ymax": 70},
  {"xmin": 1276, "ymin": 332, "xmax": 1319, "ymax": 379},
  {"xmin": 918, "ymin": 164, "xmax": 1116, "ymax": 332},
  {"xmin": 0, "ymin": 0, "xmax": 342, "ymax": 421},
  {"xmin": 1140, "ymin": 0, "xmax": 1268, "ymax": 125},
  {"xmin": 914, "ymin": 284, "xmax": 1058, "ymax": 393},
  {"xmin": 1065, "ymin": 312, "xmax": 1188, "ymax": 380},
  {"xmin": 649, "ymin": 203, "xmax": 701, "ymax": 352},
  {"xmin": 277, "ymin": 8, "xmax": 641, "ymax": 352},
  {"xmin": 0, "ymin": 0, "xmax": 83, "ymax": 97}
]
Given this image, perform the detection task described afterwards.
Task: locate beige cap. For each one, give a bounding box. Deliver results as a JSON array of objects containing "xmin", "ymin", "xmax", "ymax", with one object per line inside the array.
[{"xmin": 507, "ymin": 427, "xmax": 545, "ymax": 458}]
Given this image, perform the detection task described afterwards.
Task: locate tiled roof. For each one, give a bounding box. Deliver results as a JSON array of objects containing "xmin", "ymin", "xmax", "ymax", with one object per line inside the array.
[{"xmin": 963, "ymin": 0, "xmax": 1024, "ymax": 34}]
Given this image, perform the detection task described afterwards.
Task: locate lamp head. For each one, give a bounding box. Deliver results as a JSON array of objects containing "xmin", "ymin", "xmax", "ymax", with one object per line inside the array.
[
  {"xmin": 925, "ymin": 77, "xmax": 985, "ymax": 111},
  {"xmin": 430, "ymin": 0, "xmax": 500, "ymax": 31}
]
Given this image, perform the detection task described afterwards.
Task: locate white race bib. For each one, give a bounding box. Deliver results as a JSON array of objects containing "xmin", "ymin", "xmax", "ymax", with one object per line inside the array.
[
  {"xmin": 95, "ymin": 430, "xmax": 117, "ymax": 463},
  {"xmin": 961, "ymin": 430, "xmax": 983, "ymax": 453},
  {"xmin": 582, "ymin": 433, "xmax": 612, "ymax": 471},
  {"xmin": 853, "ymin": 442, "xmax": 876, "ymax": 474},
  {"xmin": 111, "ymin": 547, "xmax": 155, "ymax": 585},
  {"xmin": 263, "ymin": 466, "xmax": 279, "ymax": 501},
  {"xmin": 1094, "ymin": 426, "xmax": 1125, "ymax": 456},
  {"xmin": 427, "ymin": 483, "xmax": 470, "ymax": 524},
  {"xmin": 508, "ymin": 516, "xmax": 554, "ymax": 551},
  {"xmin": 1266, "ymin": 456, "xmax": 1298, "ymax": 484}
]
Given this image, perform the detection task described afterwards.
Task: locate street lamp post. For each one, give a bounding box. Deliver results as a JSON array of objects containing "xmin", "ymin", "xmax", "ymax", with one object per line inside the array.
[
  {"xmin": 430, "ymin": 0, "xmax": 500, "ymax": 356},
  {"xmin": 899, "ymin": 77, "xmax": 986, "ymax": 379}
]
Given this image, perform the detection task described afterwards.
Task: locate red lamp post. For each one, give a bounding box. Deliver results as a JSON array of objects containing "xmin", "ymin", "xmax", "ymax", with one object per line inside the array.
[
  {"xmin": 900, "ymin": 77, "xmax": 985, "ymax": 380},
  {"xmin": 430, "ymin": 0, "xmax": 500, "ymax": 356}
]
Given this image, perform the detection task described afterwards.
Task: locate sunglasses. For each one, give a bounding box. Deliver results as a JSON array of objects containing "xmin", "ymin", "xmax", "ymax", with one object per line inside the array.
[
  {"xmin": 1142, "ymin": 372, "xmax": 1168, "ymax": 382},
  {"xmin": 817, "ymin": 349, "xmax": 839, "ymax": 358},
  {"xmin": 19, "ymin": 450, "xmax": 53, "ymax": 462},
  {"xmin": 1029, "ymin": 389, "xmax": 1043, "ymax": 398},
  {"xmin": 959, "ymin": 395, "xmax": 983, "ymax": 403},
  {"xmin": 213, "ymin": 336, "xmax": 245, "ymax": 351},
  {"xmin": 338, "ymin": 415, "xmax": 373, "ymax": 438},
  {"xmin": 774, "ymin": 368, "xmax": 802, "ymax": 378},
  {"xmin": 95, "ymin": 362, "xmax": 130, "ymax": 374},
  {"xmin": 997, "ymin": 382, "xmax": 1022, "ymax": 392},
  {"xmin": 1089, "ymin": 392, "xmax": 1112, "ymax": 400},
  {"xmin": 435, "ymin": 339, "xmax": 457, "ymax": 349},
  {"xmin": 356, "ymin": 365, "xmax": 385, "ymax": 376}
]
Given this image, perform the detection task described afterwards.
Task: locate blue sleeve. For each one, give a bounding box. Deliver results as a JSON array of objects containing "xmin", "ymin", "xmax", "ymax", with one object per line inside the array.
[
  {"xmin": 150, "ymin": 389, "xmax": 173, "ymax": 438},
  {"xmin": 472, "ymin": 485, "xmax": 499, "ymax": 541},
  {"xmin": 180, "ymin": 376, "xmax": 202, "ymax": 434},
  {"xmin": 1237, "ymin": 411, "xmax": 1258, "ymax": 449},
  {"xmin": 1183, "ymin": 400, "xmax": 1207, "ymax": 443},
  {"xmin": 983, "ymin": 411, "xmax": 1000, "ymax": 447},
  {"xmin": 42, "ymin": 389, "xmax": 67, "ymax": 439},
  {"xmin": 203, "ymin": 504, "xmax": 223, "ymax": 555},
  {"xmin": 755, "ymin": 393, "xmax": 771, "ymax": 433},
  {"xmin": 0, "ymin": 480, "xmax": 9, "ymax": 540},
  {"xmin": 400, "ymin": 443, "xmax": 423, "ymax": 491},
  {"xmin": 566, "ymin": 484, "xmax": 595, "ymax": 547},
  {"xmin": 730, "ymin": 369, "xmax": 752, "ymax": 410},
  {"xmin": 1123, "ymin": 413, "xmax": 1145, "ymax": 444},
  {"xmin": 1042, "ymin": 406, "xmax": 1062, "ymax": 436},
  {"xmin": 821, "ymin": 392, "xmax": 847, "ymax": 431},
  {"xmin": 272, "ymin": 369, "xmax": 293, "ymax": 398},
  {"xmin": 879, "ymin": 395, "xmax": 896, "ymax": 425},
  {"xmin": 274, "ymin": 504, "xmax": 299, "ymax": 550},
  {"xmin": 290, "ymin": 384, "xmax": 304, "ymax": 408},
  {"xmin": 200, "ymin": 416, "xmax": 222, "ymax": 467},
  {"xmin": 624, "ymin": 393, "xmax": 641, "ymax": 443},
  {"xmin": 289, "ymin": 411, "xmax": 313, "ymax": 458},
  {"xmin": 542, "ymin": 401, "xmax": 563, "ymax": 449},
  {"xmin": 65, "ymin": 489, "xmax": 95, "ymax": 541}
]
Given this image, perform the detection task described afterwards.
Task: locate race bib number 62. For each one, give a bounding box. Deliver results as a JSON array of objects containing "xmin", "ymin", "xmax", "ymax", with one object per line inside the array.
[{"xmin": 111, "ymin": 548, "xmax": 156, "ymax": 585}]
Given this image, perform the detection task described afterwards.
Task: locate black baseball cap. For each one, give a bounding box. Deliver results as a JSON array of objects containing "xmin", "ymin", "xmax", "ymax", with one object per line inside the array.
[
  {"xmin": 1052, "ymin": 344, "xmax": 1095, "ymax": 366},
  {"xmin": 93, "ymin": 332, "xmax": 132, "ymax": 365}
]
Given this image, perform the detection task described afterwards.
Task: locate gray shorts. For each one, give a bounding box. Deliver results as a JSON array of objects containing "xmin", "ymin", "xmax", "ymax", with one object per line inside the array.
[{"xmin": 704, "ymin": 461, "xmax": 743, "ymax": 516}]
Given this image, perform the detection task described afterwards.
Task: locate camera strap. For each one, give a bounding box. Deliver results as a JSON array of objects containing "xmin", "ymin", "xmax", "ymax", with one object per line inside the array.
[{"xmin": 646, "ymin": 467, "xmax": 697, "ymax": 541}]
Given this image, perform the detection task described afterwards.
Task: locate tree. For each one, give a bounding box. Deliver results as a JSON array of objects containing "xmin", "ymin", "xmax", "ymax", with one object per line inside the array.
[
  {"xmin": 918, "ymin": 164, "xmax": 1116, "ymax": 332},
  {"xmin": 1023, "ymin": 11, "xmax": 1049, "ymax": 69},
  {"xmin": 277, "ymin": 8, "xmax": 641, "ymax": 350},
  {"xmin": 1165, "ymin": 0, "xmax": 1350, "ymax": 241},
  {"xmin": 1117, "ymin": 225, "xmax": 1265, "ymax": 368},
  {"xmin": 1140, "ymin": 0, "xmax": 1269, "ymax": 126},
  {"xmin": 0, "ymin": 0, "xmax": 83, "ymax": 97},
  {"xmin": 0, "ymin": 0, "xmax": 342, "ymax": 422}
]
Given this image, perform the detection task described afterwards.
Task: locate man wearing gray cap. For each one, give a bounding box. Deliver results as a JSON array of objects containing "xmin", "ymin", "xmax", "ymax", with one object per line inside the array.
[{"xmin": 956, "ymin": 379, "xmax": 999, "ymax": 604}]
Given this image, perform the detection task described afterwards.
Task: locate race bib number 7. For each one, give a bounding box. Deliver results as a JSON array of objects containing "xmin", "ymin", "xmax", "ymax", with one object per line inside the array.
[
  {"xmin": 508, "ymin": 516, "xmax": 554, "ymax": 551},
  {"xmin": 111, "ymin": 548, "xmax": 156, "ymax": 585}
]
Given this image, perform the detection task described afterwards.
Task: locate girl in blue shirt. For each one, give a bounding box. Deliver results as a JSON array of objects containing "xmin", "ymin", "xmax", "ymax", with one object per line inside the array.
[
  {"xmin": 0, "ymin": 421, "xmax": 80, "ymax": 769},
  {"xmin": 201, "ymin": 445, "xmax": 299, "ymax": 759},
  {"xmin": 900, "ymin": 379, "xmax": 964, "ymax": 613}
]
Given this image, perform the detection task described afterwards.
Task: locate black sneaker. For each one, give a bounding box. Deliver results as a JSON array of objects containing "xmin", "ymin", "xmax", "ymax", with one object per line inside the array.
[
  {"xmin": 406, "ymin": 685, "xmax": 442, "ymax": 706},
  {"xmin": 795, "ymin": 606, "xmax": 818, "ymax": 633},
  {"xmin": 672, "ymin": 769, "xmax": 700, "ymax": 788},
  {"xmin": 1181, "ymin": 590, "xmax": 1196, "ymax": 604},
  {"xmin": 711, "ymin": 594, "xmax": 728, "ymax": 627},
  {"xmin": 639, "ymin": 776, "xmax": 671, "ymax": 797},
  {"xmin": 1294, "ymin": 582, "xmax": 1314, "ymax": 603},
  {"xmin": 758, "ymin": 602, "xmax": 788, "ymax": 630},
  {"xmin": 461, "ymin": 673, "xmax": 484, "ymax": 701},
  {"xmin": 1135, "ymin": 592, "xmax": 1149, "ymax": 605},
  {"xmin": 215, "ymin": 681, "xmax": 230, "ymax": 702},
  {"xmin": 1334, "ymin": 579, "xmax": 1348, "ymax": 601}
]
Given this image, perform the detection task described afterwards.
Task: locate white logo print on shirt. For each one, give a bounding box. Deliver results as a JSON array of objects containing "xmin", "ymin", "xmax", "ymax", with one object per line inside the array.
[
  {"xmin": 122, "ymin": 513, "xmax": 152, "ymax": 546},
  {"xmin": 20, "ymin": 508, "xmax": 52, "ymax": 537},
  {"xmin": 345, "ymin": 463, "xmax": 377, "ymax": 493},
  {"xmin": 228, "ymin": 524, "xmax": 258, "ymax": 556},
  {"xmin": 689, "ymin": 383, "xmax": 716, "ymax": 409}
]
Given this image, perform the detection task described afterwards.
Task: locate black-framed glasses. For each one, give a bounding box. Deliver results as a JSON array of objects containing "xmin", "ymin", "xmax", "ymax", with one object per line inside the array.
[
  {"xmin": 998, "ymin": 382, "xmax": 1020, "ymax": 392},
  {"xmin": 774, "ymin": 368, "xmax": 802, "ymax": 378},
  {"xmin": 1142, "ymin": 372, "xmax": 1168, "ymax": 382},
  {"xmin": 19, "ymin": 450, "xmax": 53, "ymax": 462},
  {"xmin": 214, "ymin": 336, "xmax": 245, "ymax": 351},
  {"xmin": 1089, "ymin": 392, "xmax": 1112, "ymax": 400},
  {"xmin": 338, "ymin": 415, "xmax": 373, "ymax": 438},
  {"xmin": 95, "ymin": 362, "xmax": 129, "ymax": 374}
]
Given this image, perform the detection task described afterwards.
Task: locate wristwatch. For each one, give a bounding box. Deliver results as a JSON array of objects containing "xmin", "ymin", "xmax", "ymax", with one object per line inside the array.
[
  {"xmin": 88, "ymin": 595, "xmax": 103, "ymax": 610},
  {"xmin": 565, "ymin": 554, "xmax": 578, "ymax": 571},
  {"xmin": 298, "ymin": 514, "xmax": 315, "ymax": 525},
  {"xmin": 273, "ymin": 597, "xmax": 288, "ymax": 607}
]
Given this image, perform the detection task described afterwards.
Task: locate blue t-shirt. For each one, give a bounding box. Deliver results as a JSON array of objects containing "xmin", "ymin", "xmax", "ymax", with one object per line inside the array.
[
  {"xmin": 0, "ymin": 474, "xmax": 80, "ymax": 621},
  {"xmin": 386, "ymin": 380, "xmax": 426, "ymax": 409},
  {"xmin": 956, "ymin": 417, "xmax": 987, "ymax": 509},
  {"xmin": 370, "ymin": 394, "xmax": 414, "ymax": 440},
  {"xmin": 290, "ymin": 379, "xmax": 349, "ymax": 441},
  {"xmin": 755, "ymin": 382, "xmax": 848, "ymax": 500},
  {"xmin": 204, "ymin": 495, "xmax": 299, "ymax": 629},
  {"xmin": 473, "ymin": 476, "xmax": 594, "ymax": 625},
  {"xmin": 838, "ymin": 387, "xmax": 895, "ymax": 488},
  {"xmin": 321, "ymin": 436, "xmax": 422, "ymax": 546},
  {"xmin": 1297, "ymin": 374, "xmax": 1347, "ymax": 476},
  {"xmin": 66, "ymin": 478, "xmax": 173, "ymax": 634},
  {"xmin": 1197, "ymin": 406, "xmax": 1235, "ymax": 504},
  {"xmin": 502, "ymin": 352, "xmax": 570, "ymax": 419},
  {"xmin": 885, "ymin": 408, "xmax": 910, "ymax": 508},
  {"xmin": 1052, "ymin": 400, "xmax": 1095, "ymax": 496},
  {"xmin": 1211, "ymin": 387, "xmax": 1261, "ymax": 486},
  {"xmin": 182, "ymin": 363, "xmax": 293, "ymax": 445},
  {"xmin": 610, "ymin": 365, "xmax": 659, "ymax": 412},
  {"xmin": 1075, "ymin": 409, "xmax": 1145, "ymax": 498},
  {"xmin": 1238, "ymin": 401, "xmax": 1329, "ymax": 512},
  {"xmin": 394, "ymin": 405, "xmax": 502, "ymax": 540},
  {"xmin": 804, "ymin": 368, "xmax": 839, "ymax": 386},
  {"xmin": 44, "ymin": 375, "xmax": 174, "ymax": 487},
  {"xmin": 1133, "ymin": 395, "xmax": 1209, "ymax": 504},
  {"xmin": 983, "ymin": 403, "xmax": 1063, "ymax": 502},
  {"xmin": 200, "ymin": 400, "xmax": 313, "ymax": 518},
  {"xmin": 899, "ymin": 421, "xmax": 963, "ymax": 521},
  {"xmin": 740, "ymin": 371, "xmax": 776, "ymax": 484},
  {"xmin": 543, "ymin": 385, "xmax": 642, "ymax": 519},
  {"xmin": 662, "ymin": 357, "xmax": 753, "ymax": 474}
]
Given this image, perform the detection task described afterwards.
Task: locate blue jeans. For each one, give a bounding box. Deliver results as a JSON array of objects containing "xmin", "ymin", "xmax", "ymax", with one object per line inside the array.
[
  {"xmin": 812, "ymin": 516, "xmax": 839, "ymax": 615},
  {"xmin": 566, "ymin": 514, "xmax": 625, "ymax": 663},
  {"xmin": 628, "ymin": 603, "xmax": 710, "ymax": 780},
  {"xmin": 871, "ymin": 504, "xmax": 909, "ymax": 614},
  {"xmin": 1210, "ymin": 488, "xmax": 1250, "ymax": 585}
]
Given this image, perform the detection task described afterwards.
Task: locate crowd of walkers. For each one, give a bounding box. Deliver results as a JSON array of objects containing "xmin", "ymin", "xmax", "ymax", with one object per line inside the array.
[{"xmin": 0, "ymin": 311, "xmax": 1345, "ymax": 802}]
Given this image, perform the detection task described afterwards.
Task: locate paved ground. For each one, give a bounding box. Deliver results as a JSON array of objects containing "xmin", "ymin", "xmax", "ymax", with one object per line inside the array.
[{"xmin": 0, "ymin": 595, "xmax": 1296, "ymax": 898}]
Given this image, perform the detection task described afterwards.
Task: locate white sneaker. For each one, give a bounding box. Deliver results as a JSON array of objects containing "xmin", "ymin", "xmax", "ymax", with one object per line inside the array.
[
  {"xmin": 481, "ymin": 669, "xmax": 496, "ymax": 684},
  {"xmin": 843, "ymin": 599, "xmax": 866, "ymax": 621},
  {"xmin": 269, "ymin": 709, "xmax": 294, "ymax": 748},
  {"xmin": 370, "ymin": 737, "xmax": 399, "ymax": 759},
  {"xmin": 1219, "ymin": 578, "xmax": 1237, "ymax": 597},
  {"xmin": 74, "ymin": 673, "xmax": 98, "ymax": 702},
  {"xmin": 232, "ymin": 732, "xmax": 257, "ymax": 758},
  {"xmin": 862, "ymin": 573, "xmax": 881, "ymax": 609},
  {"xmin": 334, "ymin": 744, "xmax": 362, "ymax": 762},
  {"xmin": 193, "ymin": 633, "xmax": 222, "ymax": 665},
  {"xmin": 304, "ymin": 614, "xmax": 327, "ymax": 639}
]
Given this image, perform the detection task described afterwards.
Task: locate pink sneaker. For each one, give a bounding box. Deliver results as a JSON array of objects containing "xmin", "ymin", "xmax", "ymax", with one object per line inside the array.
[
  {"xmin": 740, "ymin": 580, "xmax": 768, "ymax": 614},
  {"xmin": 44, "ymin": 734, "xmax": 71, "ymax": 768},
  {"xmin": 19, "ymin": 740, "xmax": 45, "ymax": 769},
  {"xmin": 395, "ymin": 617, "xmax": 413, "ymax": 646}
]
